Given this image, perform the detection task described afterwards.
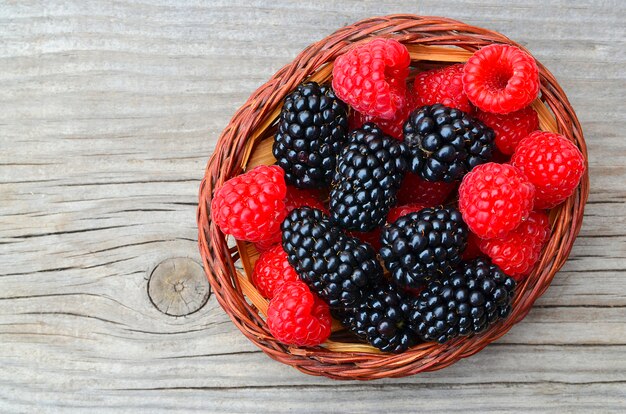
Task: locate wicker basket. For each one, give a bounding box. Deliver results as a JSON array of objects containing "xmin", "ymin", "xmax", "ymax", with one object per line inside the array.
[{"xmin": 197, "ymin": 15, "xmax": 589, "ymax": 380}]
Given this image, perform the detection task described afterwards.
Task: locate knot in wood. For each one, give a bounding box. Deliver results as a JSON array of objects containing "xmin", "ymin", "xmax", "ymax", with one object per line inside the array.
[{"xmin": 147, "ymin": 257, "xmax": 211, "ymax": 316}]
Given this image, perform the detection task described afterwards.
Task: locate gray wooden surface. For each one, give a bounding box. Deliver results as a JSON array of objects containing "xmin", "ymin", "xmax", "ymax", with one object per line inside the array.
[{"xmin": 1, "ymin": 1, "xmax": 625, "ymax": 412}]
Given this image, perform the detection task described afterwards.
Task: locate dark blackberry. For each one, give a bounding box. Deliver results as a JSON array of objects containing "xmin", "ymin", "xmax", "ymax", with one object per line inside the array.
[
  {"xmin": 340, "ymin": 284, "xmax": 418, "ymax": 353},
  {"xmin": 403, "ymin": 104, "xmax": 495, "ymax": 182},
  {"xmin": 380, "ymin": 206, "xmax": 468, "ymax": 289},
  {"xmin": 281, "ymin": 207, "xmax": 383, "ymax": 308},
  {"xmin": 409, "ymin": 258, "xmax": 516, "ymax": 343},
  {"xmin": 273, "ymin": 82, "xmax": 349, "ymax": 188},
  {"xmin": 329, "ymin": 123, "xmax": 408, "ymax": 232}
]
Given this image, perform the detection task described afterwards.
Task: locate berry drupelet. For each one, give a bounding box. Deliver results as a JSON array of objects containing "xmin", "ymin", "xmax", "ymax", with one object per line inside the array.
[
  {"xmin": 329, "ymin": 123, "xmax": 409, "ymax": 232},
  {"xmin": 409, "ymin": 258, "xmax": 516, "ymax": 343},
  {"xmin": 403, "ymin": 104, "xmax": 495, "ymax": 182},
  {"xmin": 273, "ymin": 82, "xmax": 349, "ymax": 188},
  {"xmin": 281, "ymin": 207, "xmax": 384, "ymax": 308},
  {"xmin": 380, "ymin": 206, "xmax": 468, "ymax": 289}
]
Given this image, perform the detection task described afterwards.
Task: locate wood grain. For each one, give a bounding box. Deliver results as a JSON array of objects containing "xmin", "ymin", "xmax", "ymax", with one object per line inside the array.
[{"xmin": 1, "ymin": 0, "xmax": 625, "ymax": 412}]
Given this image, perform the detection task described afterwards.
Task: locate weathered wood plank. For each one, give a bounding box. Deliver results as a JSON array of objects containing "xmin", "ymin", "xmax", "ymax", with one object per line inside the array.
[{"xmin": 1, "ymin": 0, "xmax": 625, "ymax": 412}]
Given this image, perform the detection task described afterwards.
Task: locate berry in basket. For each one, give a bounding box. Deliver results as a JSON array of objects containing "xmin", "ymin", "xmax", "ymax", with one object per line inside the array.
[
  {"xmin": 281, "ymin": 207, "xmax": 384, "ymax": 308},
  {"xmin": 511, "ymin": 131, "xmax": 586, "ymax": 209},
  {"xmin": 380, "ymin": 206, "xmax": 468, "ymax": 289},
  {"xmin": 410, "ymin": 258, "xmax": 516, "ymax": 343},
  {"xmin": 339, "ymin": 284, "xmax": 418, "ymax": 353},
  {"xmin": 329, "ymin": 123, "xmax": 408, "ymax": 232},
  {"xmin": 332, "ymin": 38, "xmax": 410, "ymax": 120},
  {"xmin": 251, "ymin": 244, "xmax": 299, "ymax": 299},
  {"xmin": 403, "ymin": 104, "xmax": 496, "ymax": 182},
  {"xmin": 458, "ymin": 162, "xmax": 535, "ymax": 239},
  {"xmin": 211, "ymin": 165, "xmax": 286, "ymax": 243},
  {"xmin": 267, "ymin": 280, "xmax": 331, "ymax": 347},
  {"xmin": 476, "ymin": 106, "xmax": 539, "ymax": 155},
  {"xmin": 413, "ymin": 63, "xmax": 472, "ymax": 113},
  {"xmin": 273, "ymin": 82, "xmax": 349, "ymax": 189},
  {"xmin": 463, "ymin": 44, "xmax": 540, "ymax": 114},
  {"xmin": 479, "ymin": 210, "xmax": 551, "ymax": 280}
]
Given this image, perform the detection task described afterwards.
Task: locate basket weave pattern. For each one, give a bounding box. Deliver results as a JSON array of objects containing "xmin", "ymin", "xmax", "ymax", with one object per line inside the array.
[{"xmin": 197, "ymin": 15, "xmax": 589, "ymax": 380}]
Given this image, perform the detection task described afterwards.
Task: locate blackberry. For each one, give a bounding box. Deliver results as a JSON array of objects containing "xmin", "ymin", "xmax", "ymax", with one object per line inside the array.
[
  {"xmin": 281, "ymin": 207, "xmax": 383, "ymax": 308},
  {"xmin": 403, "ymin": 104, "xmax": 495, "ymax": 182},
  {"xmin": 273, "ymin": 82, "xmax": 349, "ymax": 188},
  {"xmin": 329, "ymin": 123, "xmax": 408, "ymax": 232},
  {"xmin": 409, "ymin": 258, "xmax": 516, "ymax": 343},
  {"xmin": 380, "ymin": 207, "xmax": 468, "ymax": 289},
  {"xmin": 339, "ymin": 284, "xmax": 418, "ymax": 353}
]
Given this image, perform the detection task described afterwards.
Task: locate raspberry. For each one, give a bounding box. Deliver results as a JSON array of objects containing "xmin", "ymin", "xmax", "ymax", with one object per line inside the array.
[
  {"xmin": 459, "ymin": 163, "xmax": 535, "ymax": 239},
  {"xmin": 511, "ymin": 131, "xmax": 586, "ymax": 209},
  {"xmin": 349, "ymin": 92, "xmax": 415, "ymax": 140},
  {"xmin": 251, "ymin": 244, "xmax": 300, "ymax": 299},
  {"xmin": 211, "ymin": 165, "xmax": 287, "ymax": 242},
  {"xmin": 333, "ymin": 38, "xmax": 410, "ymax": 120},
  {"xmin": 396, "ymin": 172, "xmax": 456, "ymax": 206},
  {"xmin": 479, "ymin": 210, "xmax": 550, "ymax": 280},
  {"xmin": 413, "ymin": 64, "xmax": 473, "ymax": 113},
  {"xmin": 387, "ymin": 203, "xmax": 427, "ymax": 223},
  {"xmin": 267, "ymin": 280, "xmax": 331, "ymax": 347},
  {"xmin": 463, "ymin": 44, "xmax": 540, "ymax": 114},
  {"xmin": 476, "ymin": 106, "xmax": 539, "ymax": 155},
  {"xmin": 255, "ymin": 186, "xmax": 328, "ymax": 251}
]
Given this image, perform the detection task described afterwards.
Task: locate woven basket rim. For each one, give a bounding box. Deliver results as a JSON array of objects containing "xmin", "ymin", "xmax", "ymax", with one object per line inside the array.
[{"xmin": 197, "ymin": 14, "xmax": 589, "ymax": 380}]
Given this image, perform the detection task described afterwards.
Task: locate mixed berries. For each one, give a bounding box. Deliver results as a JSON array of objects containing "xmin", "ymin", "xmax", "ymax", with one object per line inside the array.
[{"xmin": 211, "ymin": 40, "xmax": 585, "ymax": 351}]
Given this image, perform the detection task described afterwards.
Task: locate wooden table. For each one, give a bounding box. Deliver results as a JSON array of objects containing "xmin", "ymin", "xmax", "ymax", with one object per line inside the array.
[{"xmin": 1, "ymin": 1, "xmax": 624, "ymax": 412}]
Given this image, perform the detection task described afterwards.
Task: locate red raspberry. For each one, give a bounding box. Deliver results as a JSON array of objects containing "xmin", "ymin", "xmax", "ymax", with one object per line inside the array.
[
  {"xmin": 255, "ymin": 186, "xmax": 327, "ymax": 251},
  {"xmin": 459, "ymin": 163, "xmax": 535, "ymax": 239},
  {"xmin": 349, "ymin": 92, "xmax": 415, "ymax": 139},
  {"xmin": 333, "ymin": 38, "xmax": 410, "ymax": 120},
  {"xmin": 462, "ymin": 231, "xmax": 483, "ymax": 261},
  {"xmin": 479, "ymin": 210, "xmax": 550, "ymax": 280},
  {"xmin": 251, "ymin": 244, "xmax": 299, "ymax": 299},
  {"xmin": 387, "ymin": 203, "xmax": 427, "ymax": 223},
  {"xmin": 267, "ymin": 280, "xmax": 331, "ymax": 347},
  {"xmin": 511, "ymin": 131, "xmax": 586, "ymax": 209},
  {"xmin": 463, "ymin": 44, "xmax": 539, "ymax": 114},
  {"xmin": 476, "ymin": 106, "xmax": 539, "ymax": 155},
  {"xmin": 413, "ymin": 64, "xmax": 472, "ymax": 113},
  {"xmin": 396, "ymin": 172, "xmax": 456, "ymax": 206},
  {"xmin": 211, "ymin": 165, "xmax": 286, "ymax": 242}
]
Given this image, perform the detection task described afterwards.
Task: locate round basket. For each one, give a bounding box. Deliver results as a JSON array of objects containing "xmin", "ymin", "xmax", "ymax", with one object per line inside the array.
[{"xmin": 197, "ymin": 14, "xmax": 589, "ymax": 380}]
